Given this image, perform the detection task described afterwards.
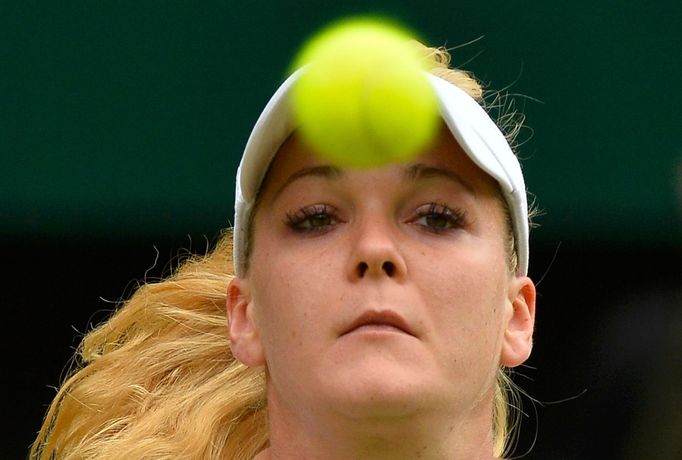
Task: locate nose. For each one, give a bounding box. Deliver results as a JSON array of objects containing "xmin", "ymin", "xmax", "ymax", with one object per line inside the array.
[{"xmin": 348, "ymin": 215, "xmax": 407, "ymax": 282}]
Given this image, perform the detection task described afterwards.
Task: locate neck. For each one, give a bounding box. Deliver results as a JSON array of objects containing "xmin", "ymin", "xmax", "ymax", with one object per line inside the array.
[{"xmin": 258, "ymin": 386, "xmax": 498, "ymax": 460}]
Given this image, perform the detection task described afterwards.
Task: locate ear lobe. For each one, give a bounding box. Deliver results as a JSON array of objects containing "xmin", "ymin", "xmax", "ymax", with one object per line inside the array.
[
  {"xmin": 500, "ymin": 276, "xmax": 536, "ymax": 368},
  {"xmin": 226, "ymin": 277, "xmax": 265, "ymax": 368}
]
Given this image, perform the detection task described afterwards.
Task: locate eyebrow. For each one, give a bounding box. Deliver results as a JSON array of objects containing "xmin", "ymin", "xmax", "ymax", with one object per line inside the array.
[
  {"xmin": 271, "ymin": 162, "xmax": 474, "ymax": 201},
  {"xmin": 272, "ymin": 165, "xmax": 343, "ymax": 201},
  {"xmin": 404, "ymin": 163, "xmax": 476, "ymax": 195}
]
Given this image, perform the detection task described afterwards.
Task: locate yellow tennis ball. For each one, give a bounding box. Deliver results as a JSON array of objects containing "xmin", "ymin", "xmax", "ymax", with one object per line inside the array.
[{"xmin": 290, "ymin": 17, "xmax": 439, "ymax": 168}]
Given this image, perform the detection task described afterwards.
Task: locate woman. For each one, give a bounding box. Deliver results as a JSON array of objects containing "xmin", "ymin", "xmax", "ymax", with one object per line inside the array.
[{"xmin": 31, "ymin": 39, "xmax": 536, "ymax": 459}]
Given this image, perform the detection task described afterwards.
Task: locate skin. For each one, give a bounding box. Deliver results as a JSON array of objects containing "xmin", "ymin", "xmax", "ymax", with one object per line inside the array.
[{"xmin": 227, "ymin": 125, "xmax": 536, "ymax": 460}]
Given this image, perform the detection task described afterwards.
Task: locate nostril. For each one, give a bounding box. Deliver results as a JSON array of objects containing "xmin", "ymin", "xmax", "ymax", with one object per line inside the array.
[
  {"xmin": 355, "ymin": 261, "xmax": 396, "ymax": 278},
  {"xmin": 382, "ymin": 261, "xmax": 395, "ymax": 277}
]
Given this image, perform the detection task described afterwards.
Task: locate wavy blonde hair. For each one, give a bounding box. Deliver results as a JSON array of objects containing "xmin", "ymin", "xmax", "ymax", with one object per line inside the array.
[{"xmin": 31, "ymin": 44, "xmax": 527, "ymax": 459}]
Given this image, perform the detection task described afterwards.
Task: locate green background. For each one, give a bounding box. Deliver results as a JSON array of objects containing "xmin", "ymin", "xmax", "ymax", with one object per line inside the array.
[{"xmin": 3, "ymin": 0, "xmax": 681, "ymax": 246}]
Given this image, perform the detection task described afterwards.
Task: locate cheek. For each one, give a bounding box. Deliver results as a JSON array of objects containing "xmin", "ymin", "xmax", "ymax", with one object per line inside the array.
[
  {"xmin": 420, "ymin": 248, "xmax": 509, "ymax": 356},
  {"xmin": 249, "ymin": 236, "xmax": 335, "ymax": 354}
]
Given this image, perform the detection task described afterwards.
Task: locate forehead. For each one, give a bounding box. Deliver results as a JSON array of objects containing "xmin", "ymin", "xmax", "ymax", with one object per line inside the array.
[{"xmin": 259, "ymin": 123, "xmax": 499, "ymax": 198}]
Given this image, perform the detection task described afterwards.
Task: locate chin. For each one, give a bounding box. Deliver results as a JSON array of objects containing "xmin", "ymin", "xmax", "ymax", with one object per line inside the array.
[{"xmin": 320, "ymin": 360, "xmax": 442, "ymax": 420}]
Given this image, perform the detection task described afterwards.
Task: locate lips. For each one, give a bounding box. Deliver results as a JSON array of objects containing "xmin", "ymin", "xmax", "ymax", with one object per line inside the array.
[{"xmin": 341, "ymin": 310, "xmax": 416, "ymax": 337}]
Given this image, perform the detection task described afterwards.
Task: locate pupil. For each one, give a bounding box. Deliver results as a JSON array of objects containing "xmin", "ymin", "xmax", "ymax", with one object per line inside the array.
[
  {"xmin": 427, "ymin": 215, "xmax": 448, "ymax": 228},
  {"xmin": 311, "ymin": 214, "xmax": 329, "ymax": 226}
]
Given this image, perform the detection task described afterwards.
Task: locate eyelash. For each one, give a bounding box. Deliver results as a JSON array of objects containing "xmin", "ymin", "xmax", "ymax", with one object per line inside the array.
[
  {"xmin": 285, "ymin": 204, "xmax": 339, "ymax": 234},
  {"xmin": 285, "ymin": 202, "xmax": 466, "ymax": 235},
  {"xmin": 413, "ymin": 202, "xmax": 466, "ymax": 234}
]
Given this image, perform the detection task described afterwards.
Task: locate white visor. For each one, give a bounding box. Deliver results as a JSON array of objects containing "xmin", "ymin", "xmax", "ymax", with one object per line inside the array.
[{"xmin": 232, "ymin": 68, "xmax": 529, "ymax": 276}]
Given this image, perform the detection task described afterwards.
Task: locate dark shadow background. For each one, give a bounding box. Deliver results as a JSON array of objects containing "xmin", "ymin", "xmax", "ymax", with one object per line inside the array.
[{"xmin": 3, "ymin": 1, "xmax": 681, "ymax": 458}]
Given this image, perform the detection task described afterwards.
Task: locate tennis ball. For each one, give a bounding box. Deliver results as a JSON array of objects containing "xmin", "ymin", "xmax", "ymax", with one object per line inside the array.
[{"xmin": 290, "ymin": 17, "xmax": 439, "ymax": 168}]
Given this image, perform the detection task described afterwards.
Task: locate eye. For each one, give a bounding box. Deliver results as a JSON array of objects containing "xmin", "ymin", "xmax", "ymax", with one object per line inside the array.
[
  {"xmin": 285, "ymin": 204, "xmax": 340, "ymax": 234},
  {"xmin": 413, "ymin": 202, "xmax": 466, "ymax": 233}
]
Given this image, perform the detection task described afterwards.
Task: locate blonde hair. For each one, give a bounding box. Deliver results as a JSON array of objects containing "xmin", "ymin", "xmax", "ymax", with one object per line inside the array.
[
  {"xmin": 30, "ymin": 233, "xmax": 268, "ymax": 459},
  {"xmin": 31, "ymin": 45, "xmax": 527, "ymax": 460}
]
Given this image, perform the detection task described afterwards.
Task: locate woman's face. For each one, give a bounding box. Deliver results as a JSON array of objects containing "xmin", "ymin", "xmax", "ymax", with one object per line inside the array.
[{"xmin": 229, "ymin": 125, "xmax": 535, "ymax": 426}]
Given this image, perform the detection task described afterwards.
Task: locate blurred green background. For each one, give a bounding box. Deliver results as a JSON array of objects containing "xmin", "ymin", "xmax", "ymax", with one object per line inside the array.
[
  {"xmin": 3, "ymin": 0, "xmax": 680, "ymax": 244},
  {"xmin": 4, "ymin": 1, "xmax": 681, "ymax": 459}
]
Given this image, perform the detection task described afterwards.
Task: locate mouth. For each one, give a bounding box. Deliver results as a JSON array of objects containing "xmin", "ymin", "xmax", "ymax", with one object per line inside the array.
[{"xmin": 341, "ymin": 310, "xmax": 416, "ymax": 337}]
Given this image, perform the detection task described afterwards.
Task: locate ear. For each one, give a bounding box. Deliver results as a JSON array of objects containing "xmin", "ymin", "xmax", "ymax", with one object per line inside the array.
[
  {"xmin": 500, "ymin": 276, "xmax": 536, "ymax": 368},
  {"xmin": 226, "ymin": 277, "xmax": 265, "ymax": 368}
]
